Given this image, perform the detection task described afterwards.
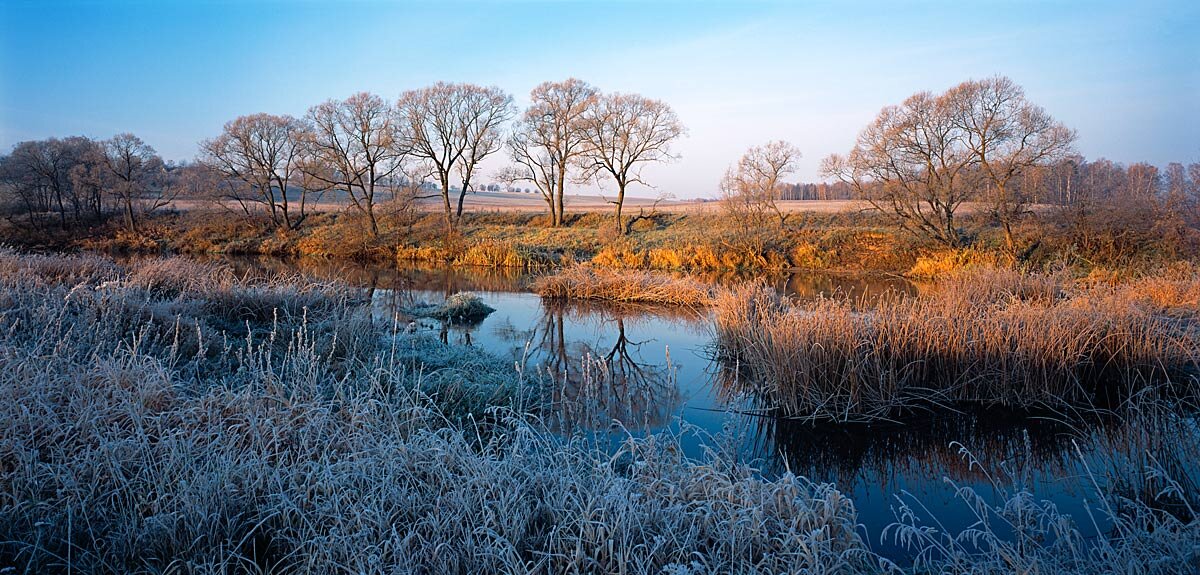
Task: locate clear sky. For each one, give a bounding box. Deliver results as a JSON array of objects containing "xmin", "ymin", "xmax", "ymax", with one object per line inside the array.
[{"xmin": 2, "ymin": 0, "xmax": 1197, "ymax": 199}]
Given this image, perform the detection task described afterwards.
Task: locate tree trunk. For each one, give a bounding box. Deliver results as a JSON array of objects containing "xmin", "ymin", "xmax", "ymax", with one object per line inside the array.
[
  {"xmin": 555, "ymin": 171, "xmax": 566, "ymax": 227},
  {"xmin": 455, "ymin": 183, "xmax": 469, "ymax": 221},
  {"xmin": 439, "ymin": 173, "xmax": 454, "ymax": 230},
  {"xmin": 543, "ymin": 194, "xmax": 557, "ymax": 227},
  {"xmin": 366, "ymin": 201, "xmax": 379, "ymax": 237},
  {"xmin": 124, "ymin": 197, "xmax": 138, "ymax": 234},
  {"xmin": 615, "ymin": 182, "xmax": 626, "ymax": 235},
  {"xmin": 1002, "ymin": 219, "xmax": 1016, "ymax": 258}
]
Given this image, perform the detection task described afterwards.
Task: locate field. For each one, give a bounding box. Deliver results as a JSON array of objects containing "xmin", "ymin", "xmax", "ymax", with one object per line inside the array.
[{"xmin": 168, "ymin": 192, "xmax": 873, "ymax": 215}]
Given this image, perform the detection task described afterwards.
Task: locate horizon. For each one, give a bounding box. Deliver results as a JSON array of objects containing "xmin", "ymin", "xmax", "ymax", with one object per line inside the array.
[{"xmin": 2, "ymin": 0, "xmax": 1198, "ymax": 199}]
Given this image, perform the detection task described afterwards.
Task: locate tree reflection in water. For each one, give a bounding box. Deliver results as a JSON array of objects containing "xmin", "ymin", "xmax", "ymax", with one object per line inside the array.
[{"xmin": 533, "ymin": 301, "xmax": 689, "ymax": 435}]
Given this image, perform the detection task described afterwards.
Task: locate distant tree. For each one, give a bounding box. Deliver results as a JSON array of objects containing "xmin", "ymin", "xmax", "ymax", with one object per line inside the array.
[
  {"xmin": 304, "ymin": 93, "xmax": 405, "ymax": 237},
  {"xmin": 98, "ymin": 133, "xmax": 166, "ymax": 233},
  {"xmin": 397, "ymin": 82, "xmax": 514, "ymax": 229},
  {"xmin": 201, "ymin": 113, "xmax": 312, "ymax": 230},
  {"xmin": 1035, "ymin": 158, "xmax": 1193, "ymax": 261},
  {"xmin": 1165, "ymin": 161, "xmax": 1200, "ymax": 226},
  {"xmin": 504, "ymin": 78, "xmax": 598, "ymax": 227},
  {"xmin": 166, "ymin": 162, "xmax": 224, "ymax": 204},
  {"xmin": 946, "ymin": 76, "xmax": 1076, "ymax": 254},
  {"xmin": 578, "ymin": 92, "xmax": 685, "ymax": 235},
  {"xmin": 0, "ymin": 137, "xmax": 102, "ymax": 230},
  {"xmin": 720, "ymin": 140, "xmax": 802, "ymax": 228}
]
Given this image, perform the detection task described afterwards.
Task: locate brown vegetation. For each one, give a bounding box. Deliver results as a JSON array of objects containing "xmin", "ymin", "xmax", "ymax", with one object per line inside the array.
[
  {"xmin": 5, "ymin": 78, "xmax": 1200, "ymax": 278},
  {"xmin": 534, "ymin": 265, "xmax": 715, "ymax": 306},
  {"xmin": 714, "ymin": 267, "xmax": 1200, "ymax": 421}
]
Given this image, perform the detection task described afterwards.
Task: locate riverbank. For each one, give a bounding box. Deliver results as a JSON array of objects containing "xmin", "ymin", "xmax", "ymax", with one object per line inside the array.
[
  {"xmin": 0, "ymin": 250, "xmax": 873, "ymax": 573},
  {"xmin": 9, "ymin": 201, "xmax": 1195, "ymax": 282},
  {"xmin": 0, "ymin": 204, "xmax": 1085, "ymax": 275}
]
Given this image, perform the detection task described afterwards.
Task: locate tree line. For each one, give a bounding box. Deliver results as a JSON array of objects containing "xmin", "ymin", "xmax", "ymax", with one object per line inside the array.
[
  {"xmin": 0, "ymin": 133, "xmax": 174, "ymax": 234},
  {"xmin": 719, "ymin": 76, "xmax": 1199, "ymax": 260},
  {"xmin": 0, "ymin": 79, "xmax": 686, "ymax": 237},
  {"xmin": 2, "ymin": 75, "xmax": 1197, "ymax": 260}
]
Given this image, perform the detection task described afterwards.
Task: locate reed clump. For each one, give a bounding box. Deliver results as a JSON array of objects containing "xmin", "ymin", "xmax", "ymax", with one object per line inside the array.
[
  {"xmin": 452, "ymin": 238, "xmax": 558, "ymax": 269},
  {"xmin": 714, "ymin": 267, "xmax": 1199, "ymax": 421},
  {"xmin": 404, "ymin": 291, "xmax": 496, "ymax": 323},
  {"xmin": 533, "ymin": 264, "xmax": 716, "ymax": 306},
  {"xmin": 906, "ymin": 247, "xmax": 1001, "ymax": 279}
]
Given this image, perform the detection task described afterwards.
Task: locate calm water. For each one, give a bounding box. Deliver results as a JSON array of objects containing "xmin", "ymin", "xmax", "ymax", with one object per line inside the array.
[{"xmin": 203, "ymin": 256, "xmax": 1194, "ymax": 559}]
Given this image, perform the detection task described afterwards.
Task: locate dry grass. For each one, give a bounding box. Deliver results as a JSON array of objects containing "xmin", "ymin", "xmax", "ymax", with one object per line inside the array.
[
  {"xmin": 906, "ymin": 247, "xmax": 1002, "ymax": 279},
  {"xmin": 64, "ymin": 206, "xmax": 934, "ymax": 273},
  {"xmin": 533, "ymin": 265, "xmax": 716, "ymax": 306},
  {"xmin": 887, "ymin": 436, "xmax": 1200, "ymax": 574},
  {"xmin": 404, "ymin": 291, "xmax": 497, "ymax": 323},
  {"xmin": 452, "ymin": 239, "xmax": 559, "ymax": 269},
  {"xmin": 714, "ymin": 267, "xmax": 1199, "ymax": 421}
]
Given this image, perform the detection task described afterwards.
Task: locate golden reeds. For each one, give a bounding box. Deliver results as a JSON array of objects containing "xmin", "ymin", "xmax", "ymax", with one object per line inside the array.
[
  {"xmin": 533, "ymin": 265, "xmax": 715, "ymax": 306},
  {"xmin": 714, "ymin": 269, "xmax": 1199, "ymax": 421}
]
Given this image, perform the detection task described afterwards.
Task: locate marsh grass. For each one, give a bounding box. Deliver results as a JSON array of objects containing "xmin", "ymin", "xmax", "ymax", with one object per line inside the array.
[
  {"xmin": 714, "ymin": 268, "xmax": 1200, "ymax": 422},
  {"xmin": 452, "ymin": 239, "xmax": 560, "ymax": 269},
  {"xmin": 0, "ymin": 251, "xmax": 876, "ymax": 574},
  {"xmin": 886, "ymin": 437, "xmax": 1200, "ymax": 574},
  {"xmin": 2, "ymin": 251, "xmax": 1198, "ymax": 573},
  {"xmin": 533, "ymin": 265, "xmax": 715, "ymax": 306}
]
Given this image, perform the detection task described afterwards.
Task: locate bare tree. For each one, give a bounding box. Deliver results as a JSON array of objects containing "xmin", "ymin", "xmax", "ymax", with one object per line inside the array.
[
  {"xmin": 720, "ymin": 140, "xmax": 802, "ymax": 228},
  {"xmin": 455, "ymin": 85, "xmax": 515, "ymax": 220},
  {"xmin": 1165, "ymin": 162, "xmax": 1200, "ymax": 226},
  {"xmin": 504, "ymin": 78, "xmax": 598, "ymax": 227},
  {"xmin": 201, "ymin": 113, "xmax": 312, "ymax": 230},
  {"xmin": 397, "ymin": 82, "xmax": 514, "ymax": 229},
  {"xmin": 946, "ymin": 76, "xmax": 1076, "ymax": 254},
  {"xmin": 578, "ymin": 92, "xmax": 685, "ymax": 235},
  {"xmin": 304, "ymin": 93, "xmax": 405, "ymax": 237},
  {"xmin": 98, "ymin": 133, "xmax": 166, "ymax": 233},
  {"xmin": 822, "ymin": 91, "xmax": 974, "ymax": 247}
]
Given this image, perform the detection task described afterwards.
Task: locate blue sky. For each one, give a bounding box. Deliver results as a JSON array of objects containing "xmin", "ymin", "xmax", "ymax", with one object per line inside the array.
[{"xmin": 2, "ymin": 0, "xmax": 1197, "ymax": 198}]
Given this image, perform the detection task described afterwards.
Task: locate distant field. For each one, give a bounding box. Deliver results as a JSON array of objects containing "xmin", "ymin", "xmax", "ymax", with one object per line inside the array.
[{"xmin": 172, "ymin": 191, "xmax": 874, "ymax": 215}]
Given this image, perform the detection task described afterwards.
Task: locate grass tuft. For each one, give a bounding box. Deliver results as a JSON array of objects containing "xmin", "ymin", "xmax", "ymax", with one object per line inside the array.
[{"xmin": 533, "ymin": 265, "xmax": 715, "ymax": 306}]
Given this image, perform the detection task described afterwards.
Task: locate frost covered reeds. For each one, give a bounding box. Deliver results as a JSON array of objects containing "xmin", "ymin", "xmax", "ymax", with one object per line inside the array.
[
  {"xmin": 0, "ymin": 251, "xmax": 873, "ymax": 574},
  {"xmin": 2, "ymin": 252, "xmax": 1198, "ymax": 573}
]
